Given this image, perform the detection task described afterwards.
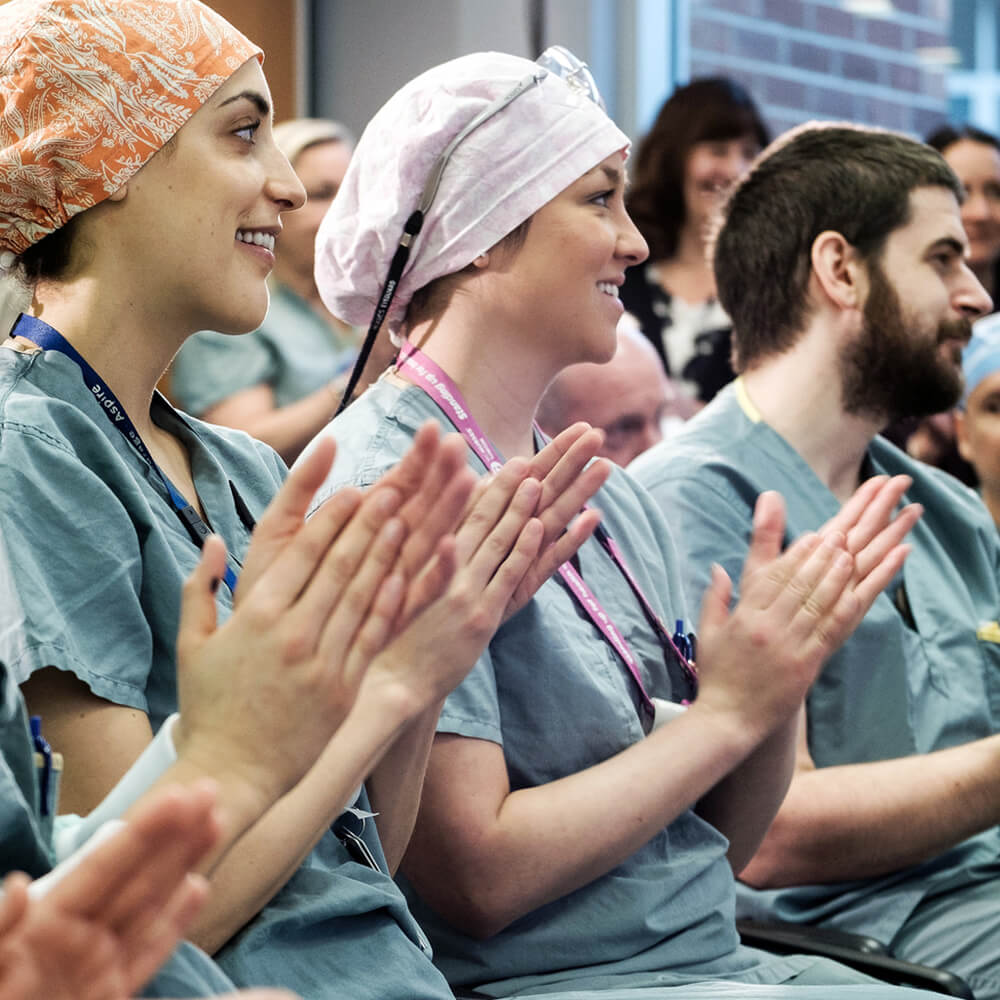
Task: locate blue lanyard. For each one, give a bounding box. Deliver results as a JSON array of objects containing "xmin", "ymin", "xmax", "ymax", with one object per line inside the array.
[{"xmin": 12, "ymin": 314, "xmax": 245, "ymax": 593}]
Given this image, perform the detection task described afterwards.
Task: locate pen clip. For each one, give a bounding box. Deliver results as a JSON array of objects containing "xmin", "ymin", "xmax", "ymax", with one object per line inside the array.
[{"xmin": 30, "ymin": 715, "xmax": 53, "ymax": 817}]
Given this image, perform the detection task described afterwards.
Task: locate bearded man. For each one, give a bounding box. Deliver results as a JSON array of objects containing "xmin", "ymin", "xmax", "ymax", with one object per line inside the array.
[{"xmin": 631, "ymin": 123, "xmax": 1000, "ymax": 999}]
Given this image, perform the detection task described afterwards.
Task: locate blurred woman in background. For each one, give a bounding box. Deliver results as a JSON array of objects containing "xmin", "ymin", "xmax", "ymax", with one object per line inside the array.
[{"xmin": 623, "ymin": 77, "xmax": 768, "ymax": 406}]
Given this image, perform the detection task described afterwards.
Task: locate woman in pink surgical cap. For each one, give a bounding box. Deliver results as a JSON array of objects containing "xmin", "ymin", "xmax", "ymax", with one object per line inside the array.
[
  {"xmin": 305, "ymin": 45, "xmax": 920, "ymax": 1000},
  {"xmin": 0, "ymin": 2, "xmax": 603, "ymax": 997}
]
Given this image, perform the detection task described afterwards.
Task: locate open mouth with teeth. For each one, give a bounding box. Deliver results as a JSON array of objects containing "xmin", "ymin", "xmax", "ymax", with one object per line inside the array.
[
  {"xmin": 236, "ymin": 230, "xmax": 276, "ymax": 252},
  {"xmin": 597, "ymin": 282, "xmax": 620, "ymax": 297}
]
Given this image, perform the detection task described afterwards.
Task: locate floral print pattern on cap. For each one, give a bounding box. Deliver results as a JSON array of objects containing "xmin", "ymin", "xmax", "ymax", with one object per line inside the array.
[{"xmin": 0, "ymin": 0, "xmax": 261, "ymax": 256}]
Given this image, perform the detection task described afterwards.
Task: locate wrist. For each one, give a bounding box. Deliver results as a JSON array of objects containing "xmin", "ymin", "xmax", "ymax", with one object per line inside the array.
[
  {"xmin": 682, "ymin": 698, "xmax": 767, "ymax": 764},
  {"xmin": 171, "ymin": 728, "xmax": 281, "ymax": 838}
]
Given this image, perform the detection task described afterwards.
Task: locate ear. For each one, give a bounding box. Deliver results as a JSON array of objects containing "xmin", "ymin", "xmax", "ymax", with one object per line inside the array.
[
  {"xmin": 107, "ymin": 183, "xmax": 128, "ymax": 203},
  {"xmin": 810, "ymin": 230, "xmax": 864, "ymax": 312},
  {"xmin": 471, "ymin": 252, "xmax": 490, "ymax": 269},
  {"xmin": 954, "ymin": 408, "xmax": 973, "ymax": 463}
]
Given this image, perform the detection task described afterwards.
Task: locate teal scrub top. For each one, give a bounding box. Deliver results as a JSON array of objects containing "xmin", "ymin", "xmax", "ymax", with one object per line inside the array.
[
  {"xmin": 0, "ymin": 337, "xmax": 453, "ymax": 1000},
  {"xmin": 171, "ymin": 283, "xmax": 358, "ymax": 416},
  {"xmin": 631, "ymin": 380, "xmax": 1000, "ymax": 942},
  {"xmin": 311, "ymin": 378, "xmax": 824, "ymax": 995}
]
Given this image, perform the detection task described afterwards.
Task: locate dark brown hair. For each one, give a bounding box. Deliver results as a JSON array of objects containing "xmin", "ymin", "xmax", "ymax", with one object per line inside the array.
[
  {"xmin": 627, "ymin": 77, "xmax": 769, "ymax": 262},
  {"xmin": 713, "ymin": 123, "xmax": 962, "ymax": 370}
]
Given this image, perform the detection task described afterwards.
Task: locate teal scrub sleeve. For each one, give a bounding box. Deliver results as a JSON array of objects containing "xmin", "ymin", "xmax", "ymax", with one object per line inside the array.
[
  {"xmin": 171, "ymin": 329, "xmax": 274, "ymax": 416},
  {"xmin": 0, "ymin": 423, "xmax": 153, "ymax": 710}
]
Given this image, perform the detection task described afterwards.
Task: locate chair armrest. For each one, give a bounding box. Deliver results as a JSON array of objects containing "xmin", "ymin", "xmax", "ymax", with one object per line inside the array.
[
  {"xmin": 737, "ymin": 919, "xmax": 974, "ymax": 998},
  {"xmin": 738, "ymin": 918, "xmax": 888, "ymax": 955}
]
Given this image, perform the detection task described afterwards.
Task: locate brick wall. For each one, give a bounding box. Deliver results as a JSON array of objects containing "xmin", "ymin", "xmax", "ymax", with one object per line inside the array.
[{"xmin": 687, "ymin": 0, "xmax": 951, "ymax": 139}]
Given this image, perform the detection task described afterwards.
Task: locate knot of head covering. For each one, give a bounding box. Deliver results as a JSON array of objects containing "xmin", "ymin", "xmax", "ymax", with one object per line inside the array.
[
  {"xmin": 963, "ymin": 312, "xmax": 1000, "ymax": 405},
  {"xmin": 0, "ymin": 0, "xmax": 260, "ymax": 257},
  {"xmin": 315, "ymin": 50, "xmax": 628, "ymax": 336}
]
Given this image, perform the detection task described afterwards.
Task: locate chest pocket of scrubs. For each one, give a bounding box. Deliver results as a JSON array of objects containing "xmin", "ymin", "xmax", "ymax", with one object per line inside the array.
[{"xmin": 900, "ymin": 578, "xmax": 997, "ymax": 752}]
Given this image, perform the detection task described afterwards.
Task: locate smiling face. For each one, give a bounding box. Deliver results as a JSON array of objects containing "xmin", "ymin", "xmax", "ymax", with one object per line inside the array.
[
  {"xmin": 839, "ymin": 186, "xmax": 992, "ymax": 422},
  {"xmin": 682, "ymin": 135, "xmax": 760, "ymax": 233},
  {"xmin": 483, "ymin": 152, "xmax": 648, "ymax": 371},
  {"xmin": 102, "ymin": 58, "xmax": 305, "ymax": 337},
  {"xmin": 943, "ymin": 138, "xmax": 1000, "ymax": 270}
]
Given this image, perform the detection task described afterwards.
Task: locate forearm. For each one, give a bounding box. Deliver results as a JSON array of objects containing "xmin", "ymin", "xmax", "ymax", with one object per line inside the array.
[
  {"xmin": 206, "ymin": 386, "xmax": 338, "ymax": 465},
  {"xmin": 406, "ymin": 703, "xmax": 763, "ymax": 938},
  {"xmin": 696, "ymin": 712, "xmax": 799, "ymax": 874},
  {"xmin": 187, "ymin": 679, "xmax": 423, "ymax": 954},
  {"xmin": 367, "ymin": 698, "xmax": 444, "ymax": 873},
  {"xmin": 741, "ymin": 732, "xmax": 1000, "ymax": 889}
]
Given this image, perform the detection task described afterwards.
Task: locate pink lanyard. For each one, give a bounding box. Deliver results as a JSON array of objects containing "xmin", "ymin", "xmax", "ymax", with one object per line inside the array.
[{"xmin": 396, "ymin": 342, "xmax": 697, "ymax": 719}]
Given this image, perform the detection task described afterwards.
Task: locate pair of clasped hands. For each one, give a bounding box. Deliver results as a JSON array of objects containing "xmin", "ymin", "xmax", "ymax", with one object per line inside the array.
[{"xmin": 0, "ymin": 417, "xmax": 918, "ymax": 1000}]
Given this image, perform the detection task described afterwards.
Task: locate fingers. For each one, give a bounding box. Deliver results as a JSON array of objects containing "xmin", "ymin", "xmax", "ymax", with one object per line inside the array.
[
  {"xmin": 119, "ymin": 872, "xmax": 211, "ymax": 991},
  {"xmin": 331, "ymin": 572, "xmax": 407, "ymax": 686},
  {"xmin": 835, "ymin": 476, "xmax": 913, "ymax": 557},
  {"xmin": 289, "ymin": 490, "xmax": 406, "ymax": 645},
  {"xmin": 394, "ymin": 432, "xmax": 473, "ymax": 575},
  {"xmin": 240, "ymin": 485, "xmax": 367, "ymax": 613},
  {"xmin": 739, "ymin": 491, "xmax": 787, "ymax": 586},
  {"xmin": 483, "ymin": 518, "xmax": 545, "ymax": 608},
  {"xmin": 462, "ymin": 478, "xmax": 542, "ymax": 594},
  {"xmin": 237, "ymin": 436, "xmax": 339, "ymax": 590},
  {"xmin": 535, "ymin": 507, "xmax": 602, "ymax": 579},
  {"xmin": 501, "ymin": 507, "xmax": 602, "ymax": 623},
  {"xmin": 696, "ymin": 563, "xmax": 734, "ymax": 638},
  {"xmin": 530, "ymin": 428, "xmax": 609, "ymax": 546},
  {"xmin": 0, "ymin": 874, "xmax": 29, "ymax": 937},
  {"xmin": 453, "ymin": 458, "xmax": 532, "ymax": 562},
  {"xmin": 820, "ymin": 474, "xmax": 886, "ymax": 536},
  {"xmin": 52, "ymin": 782, "xmax": 219, "ymax": 924},
  {"xmin": 851, "ymin": 503, "xmax": 922, "ymax": 584},
  {"xmin": 852, "ymin": 543, "xmax": 912, "ymax": 611},
  {"xmin": 526, "ymin": 422, "xmax": 593, "ymax": 482},
  {"xmin": 374, "ymin": 421, "xmax": 442, "ymax": 498},
  {"xmin": 176, "ymin": 535, "xmax": 228, "ymax": 662},
  {"xmin": 783, "ymin": 536, "xmax": 855, "ymax": 641},
  {"xmin": 398, "ymin": 535, "xmax": 459, "ymax": 625}
]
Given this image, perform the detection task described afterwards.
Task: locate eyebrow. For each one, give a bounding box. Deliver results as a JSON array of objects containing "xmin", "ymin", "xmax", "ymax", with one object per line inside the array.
[
  {"xmin": 600, "ymin": 164, "xmax": 624, "ymax": 187},
  {"xmin": 926, "ymin": 236, "xmax": 966, "ymax": 256},
  {"xmin": 217, "ymin": 90, "xmax": 270, "ymax": 116}
]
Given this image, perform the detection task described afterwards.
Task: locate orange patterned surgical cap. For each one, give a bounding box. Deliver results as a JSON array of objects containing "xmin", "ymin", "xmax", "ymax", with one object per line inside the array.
[{"xmin": 0, "ymin": 0, "xmax": 262, "ymax": 259}]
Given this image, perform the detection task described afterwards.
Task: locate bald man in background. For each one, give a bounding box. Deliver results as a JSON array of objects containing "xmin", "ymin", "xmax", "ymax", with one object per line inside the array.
[{"xmin": 537, "ymin": 319, "xmax": 694, "ymax": 466}]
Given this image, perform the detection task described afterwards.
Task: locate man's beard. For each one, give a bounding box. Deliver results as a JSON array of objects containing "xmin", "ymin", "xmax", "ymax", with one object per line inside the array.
[{"xmin": 839, "ymin": 260, "xmax": 971, "ymax": 424}]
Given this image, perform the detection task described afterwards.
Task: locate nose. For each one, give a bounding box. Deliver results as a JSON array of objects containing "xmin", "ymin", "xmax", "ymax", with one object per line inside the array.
[
  {"xmin": 962, "ymin": 191, "xmax": 991, "ymax": 224},
  {"xmin": 957, "ymin": 264, "xmax": 993, "ymax": 319},
  {"xmin": 724, "ymin": 146, "xmax": 752, "ymax": 180},
  {"xmin": 267, "ymin": 148, "xmax": 307, "ymax": 213},
  {"xmin": 618, "ymin": 208, "xmax": 649, "ymax": 265},
  {"xmin": 639, "ymin": 418, "xmax": 662, "ymax": 453}
]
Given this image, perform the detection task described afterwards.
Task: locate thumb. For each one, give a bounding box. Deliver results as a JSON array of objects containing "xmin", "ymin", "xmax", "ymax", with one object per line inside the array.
[
  {"xmin": 697, "ymin": 562, "xmax": 733, "ymax": 638},
  {"xmin": 177, "ymin": 535, "xmax": 227, "ymax": 657},
  {"xmin": 741, "ymin": 490, "xmax": 786, "ymax": 583}
]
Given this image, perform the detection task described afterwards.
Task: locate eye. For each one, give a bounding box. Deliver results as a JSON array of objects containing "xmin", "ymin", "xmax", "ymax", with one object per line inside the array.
[
  {"xmin": 930, "ymin": 249, "xmax": 958, "ymax": 272},
  {"xmin": 590, "ymin": 189, "xmax": 613, "ymax": 208},
  {"xmin": 233, "ymin": 120, "xmax": 261, "ymax": 145}
]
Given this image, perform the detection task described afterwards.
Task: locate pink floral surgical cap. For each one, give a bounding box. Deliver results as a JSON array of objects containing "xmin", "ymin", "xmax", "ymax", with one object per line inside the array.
[
  {"xmin": 315, "ymin": 50, "xmax": 629, "ymax": 337},
  {"xmin": 0, "ymin": 0, "xmax": 261, "ymax": 258}
]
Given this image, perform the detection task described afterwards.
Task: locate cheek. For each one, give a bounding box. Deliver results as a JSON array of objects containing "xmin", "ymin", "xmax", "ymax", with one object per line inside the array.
[{"xmin": 968, "ymin": 418, "xmax": 1000, "ymax": 461}]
